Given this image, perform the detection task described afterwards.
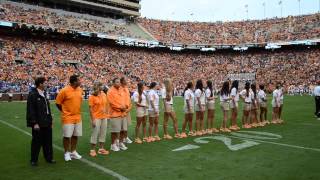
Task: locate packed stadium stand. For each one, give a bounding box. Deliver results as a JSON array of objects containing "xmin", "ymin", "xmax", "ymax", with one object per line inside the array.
[{"xmin": 0, "ymin": 0, "xmax": 319, "ymax": 99}]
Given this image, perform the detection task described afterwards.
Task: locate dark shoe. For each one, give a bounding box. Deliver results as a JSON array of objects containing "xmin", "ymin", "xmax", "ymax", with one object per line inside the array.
[
  {"xmin": 46, "ymin": 160, "xmax": 56, "ymax": 164},
  {"xmin": 30, "ymin": 161, "xmax": 38, "ymax": 166}
]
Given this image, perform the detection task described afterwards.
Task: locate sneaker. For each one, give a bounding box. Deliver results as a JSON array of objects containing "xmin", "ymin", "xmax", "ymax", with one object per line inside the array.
[
  {"xmin": 70, "ymin": 151, "xmax": 82, "ymax": 160},
  {"xmin": 219, "ymin": 128, "xmax": 226, "ymax": 132},
  {"xmin": 110, "ymin": 143, "xmax": 120, "ymax": 152},
  {"xmin": 207, "ymin": 129, "xmax": 213, "ymax": 134},
  {"xmin": 116, "ymin": 139, "xmax": 120, "ymax": 147},
  {"xmin": 264, "ymin": 121, "xmax": 270, "ymax": 125},
  {"xmin": 64, "ymin": 152, "xmax": 72, "ymax": 161},
  {"xmin": 212, "ymin": 128, "xmax": 219, "ymax": 133},
  {"xmin": 143, "ymin": 137, "xmax": 151, "ymax": 143},
  {"xmin": 163, "ymin": 134, "xmax": 173, "ymax": 140},
  {"xmin": 125, "ymin": 137, "xmax": 133, "ymax": 144},
  {"xmin": 224, "ymin": 128, "xmax": 231, "ymax": 133},
  {"xmin": 201, "ymin": 130, "xmax": 207, "ymax": 135},
  {"xmin": 119, "ymin": 142, "xmax": 128, "ymax": 151},
  {"xmin": 149, "ymin": 136, "xmax": 156, "ymax": 142},
  {"xmin": 180, "ymin": 132, "xmax": 188, "ymax": 138},
  {"xmin": 154, "ymin": 136, "xmax": 161, "ymax": 141},
  {"xmin": 135, "ymin": 138, "xmax": 143, "ymax": 144},
  {"xmin": 89, "ymin": 150, "xmax": 97, "ymax": 157},
  {"xmin": 196, "ymin": 131, "xmax": 203, "ymax": 136},
  {"xmin": 174, "ymin": 133, "xmax": 181, "ymax": 138},
  {"xmin": 98, "ymin": 149, "xmax": 109, "ymax": 155}
]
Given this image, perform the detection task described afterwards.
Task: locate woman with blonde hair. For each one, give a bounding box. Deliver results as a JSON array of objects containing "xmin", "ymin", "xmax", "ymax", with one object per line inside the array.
[
  {"xmin": 161, "ymin": 78, "xmax": 180, "ymax": 139},
  {"xmin": 88, "ymin": 81, "xmax": 109, "ymax": 157}
]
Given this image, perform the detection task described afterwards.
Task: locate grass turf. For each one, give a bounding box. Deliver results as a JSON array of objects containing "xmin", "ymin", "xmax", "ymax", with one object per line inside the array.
[{"xmin": 0, "ymin": 95, "xmax": 319, "ymax": 180}]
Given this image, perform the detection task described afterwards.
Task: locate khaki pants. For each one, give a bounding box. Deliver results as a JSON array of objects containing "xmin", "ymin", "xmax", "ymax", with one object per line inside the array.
[{"xmin": 90, "ymin": 119, "xmax": 108, "ymax": 144}]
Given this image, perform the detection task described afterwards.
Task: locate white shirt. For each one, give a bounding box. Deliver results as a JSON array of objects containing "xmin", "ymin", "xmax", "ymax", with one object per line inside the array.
[
  {"xmin": 205, "ymin": 88, "xmax": 215, "ymax": 103},
  {"xmin": 272, "ymin": 89, "xmax": 280, "ymax": 105},
  {"xmin": 240, "ymin": 89, "xmax": 252, "ymax": 103},
  {"xmin": 133, "ymin": 91, "xmax": 148, "ymax": 107},
  {"xmin": 279, "ymin": 88, "xmax": 284, "ymax": 100},
  {"xmin": 161, "ymin": 88, "xmax": 173, "ymax": 105},
  {"xmin": 258, "ymin": 90, "xmax": 267, "ymax": 103},
  {"xmin": 148, "ymin": 89, "xmax": 159, "ymax": 111},
  {"xmin": 184, "ymin": 89, "xmax": 194, "ymax": 110},
  {"xmin": 230, "ymin": 87, "xmax": 239, "ymax": 102},
  {"xmin": 314, "ymin": 85, "xmax": 320, "ymax": 96},
  {"xmin": 220, "ymin": 93, "xmax": 230, "ymax": 102},
  {"xmin": 195, "ymin": 89, "xmax": 206, "ymax": 105}
]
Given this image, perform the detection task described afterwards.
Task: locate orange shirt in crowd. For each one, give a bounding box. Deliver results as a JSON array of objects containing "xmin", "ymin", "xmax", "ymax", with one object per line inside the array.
[
  {"xmin": 107, "ymin": 86, "xmax": 126, "ymax": 118},
  {"xmin": 56, "ymin": 85, "xmax": 83, "ymax": 124}
]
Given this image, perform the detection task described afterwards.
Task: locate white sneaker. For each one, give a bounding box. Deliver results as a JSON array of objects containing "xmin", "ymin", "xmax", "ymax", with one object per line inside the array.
[
  {"xmin": 116, "ymin": 139, "xmax": 120, "ymax": 146},
  {"xmin": 64, "ymin": 152, "xmax": 72, "ymax": 162},
  {"xmin": 125, "ymin": 137, "xmax": 133, "ymax": 144},
  {"xmin": 110, "ymin": 143, "xmax": 120, "ymax": 152},
  {"xmin": 119, "ymin": 142, "xmax": 128, "ymax": 151},
  {"xmin": 70, "ymin": 151, "xmax": 82, "ymax": 160}
]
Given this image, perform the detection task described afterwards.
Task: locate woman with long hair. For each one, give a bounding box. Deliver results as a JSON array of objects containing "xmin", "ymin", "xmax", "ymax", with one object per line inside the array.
[
  {"xmin": 133, "ymin": 82, "xmax": 149, "ymax": 143},
  {"xmin": 162, "ymin": 78, "xmax": 180, "ymax": 139},
  {"xmin": 240, "ymin": 82, "xmax": 252, "ymax": 129},
  {"xmin": 205, "ymin": 80, "xmax": 219, "ymax": 134},
  {"xmin": 219, "ymin": 81, "xmax": 231, "ymax": 132},
  {"xmin": 250, "ymin": 83, "xmax": 260, "ymax": 127},
  {"xmin": 195, "ymin": 79, "xmax": 206, "ymax": 135},
  {"xmin": 258, "ymin": 84, "xmax": 269, "ymax": 125},
  {"xmin": 229, "ymin": 80, "xmax": 240, "ymax": 131},
  {"xmin": 181, "ymin": 81, "xmax": 195, "ymax": 138},
  {"xmin": 147, "ymin": 82, "xmax": 161, "ymax": 141},
  {"xmin": 271, "ymin": 83, "xmax": 281, "ymax": 124}
]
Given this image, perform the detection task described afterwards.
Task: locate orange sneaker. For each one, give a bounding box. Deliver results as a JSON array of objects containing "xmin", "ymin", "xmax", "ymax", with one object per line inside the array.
[
  {"xmin": 224, "ymin": 128, "xmax": 231, "ymax": 132},
  {"xmin": 89, "ymin": 150, "xmax": 97, "ymax": 157},
  {"xmin": 135, "ymin": 138, "xmax": 143, "ymax": 144},
  {"xmin": 201, "ymin": 130, "xmax": 207, "ymax": 135},
  {"xmin": 196, "ymin": 131, "xmax": 203, "ymax": 136},
  {"xmin": 207, "ymin": 129, "xmax": 213, "ymax": 134},
  {"xmin": 163, "ymin": 134, "xmax": 173, "ymax": 140},
  {"xmin": 154, "ymin": 136, "xmax": 161, "ymax": 141},
  {"xmin": 229, "ymin": 126, "xmax": 237, "ymax": 131},
  {"xmin": 188, "ymin": 131, "xmax": 197, "ymax": 136},
  {"xmin": 149, "ymin": 136, "xmax": 155, "ymax": 142},
  {"xmin": 174, "ymin": 133, "xmax": 181, "ymax": 138},
  {"xmin": 219, "ymin": 128, "xmax": 226, "ymax": 132},
  {"xmin": 143, "ymin": 137, "xmax": 152, "ymax": 143},
  {"xmin": 212, "ymin": 128, "xmax": 219, "ymax": 133},
  {"xmin": 180, "ymin": 132, "xmax": 188, "ymax": 138},
  {"xmin": 98, "ymin": 149, "xmax": 109, "ymax": 155}
]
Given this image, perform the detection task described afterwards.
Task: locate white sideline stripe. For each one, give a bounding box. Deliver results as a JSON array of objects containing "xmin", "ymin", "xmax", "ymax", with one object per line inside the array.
[
  {"xmin": 226, "ymin": 135, "xmax": 320, "ymax": 152},
  {"xmin": 0, "ymin": 120, "xmax": 129, "ymax": 180}
]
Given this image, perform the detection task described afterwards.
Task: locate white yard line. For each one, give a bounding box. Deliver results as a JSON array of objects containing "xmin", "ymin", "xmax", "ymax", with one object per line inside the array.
[{"xmin": 0, "ymin": 119, "xmax": 129, "ymax": 180}]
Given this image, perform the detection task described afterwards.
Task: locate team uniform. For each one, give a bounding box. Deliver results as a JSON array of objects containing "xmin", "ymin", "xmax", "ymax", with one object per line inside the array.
[
  {"xmin": 184, "ymin": 89, "xmax": 195, "ymax": 113},
  {"xmin": 133, "ymin": 91, "xmax": 148, "ymax": 117},
  {"xmin": 195, "ymin": 89, "xmax": 206, "ymax": 112},
  {"xmin": 258, "ymin": 89, "xmax": 267, "ymax": 108},
  {"xmin": 272, "ymin": 89, "xmax": 280, "ymax": 108},
  {"xmin": 205, "ymin": 88, "xmax": 215, "ymax": 110},
  {"xmin": 240, "ymin": 89, "xmax": 253, "ymax": 111},
  {"xmin": 161, "ymin": 88, "xmax": 174, "ymax": 112},
  {"xmin": 220, "ymin": 94, "xmax": 230, "ymax": 111},
  {"xmin": 230, "ymin": 87, "xmax": 239, "ymax": 109},
  {"xmin": 148, "ymin": 89, "xmax": 160, "ymax": 117}
]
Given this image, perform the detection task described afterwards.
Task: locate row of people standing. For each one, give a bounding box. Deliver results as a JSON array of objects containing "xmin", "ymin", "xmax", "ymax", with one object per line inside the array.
[{"xmin": 131, "ymin": 78, "xmax": 285, "ymax": 143}]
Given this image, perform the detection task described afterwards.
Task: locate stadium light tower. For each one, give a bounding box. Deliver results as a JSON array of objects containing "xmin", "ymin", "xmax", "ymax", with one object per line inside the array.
[
  {"xmin": 278, "ymin": 0, "xmax": 283, "ymax": 17},
  {"xmin": 298, "ymin": 0, "xmax": 301, "ymax": 15},
  {"xmin": 262, "ymin": 2, "xmax": 266, "ymax": 18},
  {"xmin": 244, "ymin": 4, "xmax": 249, "ymax": 20}
]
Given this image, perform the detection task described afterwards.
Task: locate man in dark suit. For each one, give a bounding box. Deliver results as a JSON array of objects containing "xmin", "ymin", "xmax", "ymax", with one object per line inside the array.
[{"xmin": 27, "ymin": 77, "xmax": 55, "ymax": 166}]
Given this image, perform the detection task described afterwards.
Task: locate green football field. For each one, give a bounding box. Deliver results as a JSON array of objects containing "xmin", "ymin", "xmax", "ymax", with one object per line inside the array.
[{"xmin": 0, "ymin": 95, "xmax": 319, "ymax": 180}]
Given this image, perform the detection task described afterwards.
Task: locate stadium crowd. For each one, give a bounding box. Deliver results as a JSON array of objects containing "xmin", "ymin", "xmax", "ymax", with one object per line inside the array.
[
  {"xmin": 138, "ymin": 14, "xmax": 320, "ymax": 44},
  {"xmin": 0, "ymin": 35, "xmax": 319, "ymax": 95},
  {"xmin": 0, "ymin": 2, "xmax": 143, "ymax": 39}
]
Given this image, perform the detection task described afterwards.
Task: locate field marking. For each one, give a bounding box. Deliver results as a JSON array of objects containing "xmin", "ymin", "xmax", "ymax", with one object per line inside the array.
[
  {"xmin": 0, "ymin": 119, "xmax": 129, "ymax": 180},
  {"xmin": 225, "ymin": 134, "xmax": 320, "ymax": 152}
]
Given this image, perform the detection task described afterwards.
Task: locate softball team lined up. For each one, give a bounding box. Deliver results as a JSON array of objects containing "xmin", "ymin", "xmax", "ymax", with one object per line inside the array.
[
  {"xmin": 86, "ymin": 76, "xmax": 285, "ymax": 157},
  {"xmin": 131, "ymin": 78, "xmax": 284, "ymax": 143}
]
